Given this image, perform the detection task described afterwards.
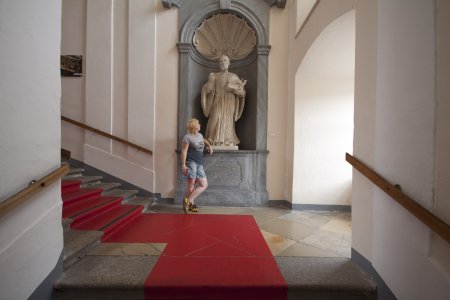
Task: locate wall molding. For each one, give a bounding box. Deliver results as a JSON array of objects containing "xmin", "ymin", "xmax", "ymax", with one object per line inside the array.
[{"xmin": 269, "ymin": 200, "xmax": 351, "ymax": 212}]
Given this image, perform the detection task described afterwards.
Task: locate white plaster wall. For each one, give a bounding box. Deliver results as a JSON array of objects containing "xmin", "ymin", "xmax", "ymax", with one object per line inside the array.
[
  {"xmin": 286, "ymin": 0, "xmax": 358, "ymax": 203},
  {"xmin": 430, "ymin": 0, "xmax": 450, "ymax": 277},
  {"xmin": 85, "ymin": 0, "xmax": 114, "ymax": 153},
  {"xmin": 293, "ymin": 10, "xmax": 354, "ymax": 206},
  {"xmin": 435, "ymin": 0, "xmax": 450, "ymax": 224},
  {"xmin": 373, "ymin": 0, "xmax": 450, "ymax": 298},
  {"xmin": 435, "ymin": 0, "xmax": 450, "ymax": 225},
  {"xmin": 288, "ymin": 2, "xmax": 450, "ymax": 297},
  {"xmin": 128, "ymin": 0, "xmax": 156, "ymax": 175},
  {"xmin": 0, "ymin": 0, "xmax": 63, "ymax": 299},
  {"xmin": 113, "ymin": 0, "xmax": 130, "ymax": 159},
  {"xmin": 61, "ymin": 0, "xmax": 86, "ymax": 160},
  {"xmin": 351, "ymin": 0, "xmax": 377, "ymax": 262},
  {"xmin": 153, "ymin": 2, "xmax": 178, "ymax": 197},
  {"xmin": 61, "ymin": 0, "xmax": 156, "ymax": 192},
  {"xmin": 287, "ymin": 0, "xmax": 377, "ymax": 262},
  {"xmin": 296, "ymin": 0, "xmax": 318, "ymax": 32},
  {"xmin": 268, "ymin": 1, "xmax": 290, "ymax": 200}
]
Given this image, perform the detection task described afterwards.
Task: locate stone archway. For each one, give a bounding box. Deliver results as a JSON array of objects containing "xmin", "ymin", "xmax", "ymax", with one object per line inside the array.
[{"xmin": 292, "ymin": 10, "xmax": 355, "ymax": 209}]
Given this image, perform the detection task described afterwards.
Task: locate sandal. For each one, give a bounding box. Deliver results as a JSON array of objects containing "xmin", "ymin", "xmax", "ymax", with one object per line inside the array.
[
  {"xmin": 183, "ymin": 197, "xmax": 189, "ymax": 214},
  {"xmin": 188, "ymin": 203, "xmax": 199, "ymax": 213}
]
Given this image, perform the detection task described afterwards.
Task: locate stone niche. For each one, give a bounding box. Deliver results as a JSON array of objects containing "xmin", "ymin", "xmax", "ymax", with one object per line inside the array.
[{"xmin": 163, "ymin": 0, "xmax": 285, "ymax": 206}]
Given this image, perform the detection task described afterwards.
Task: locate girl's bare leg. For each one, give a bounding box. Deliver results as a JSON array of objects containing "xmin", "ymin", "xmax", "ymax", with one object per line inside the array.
[
  {"xmin": 188, "ymin": 178, "xmax": 208, "ymax": 204},
  {"xmin": 183, "ymin": 178, "xmax": 196, "ymax": 213}
]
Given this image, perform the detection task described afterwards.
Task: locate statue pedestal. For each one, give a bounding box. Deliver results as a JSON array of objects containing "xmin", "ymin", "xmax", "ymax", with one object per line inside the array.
[
  {"xmin": 176, "ymin": 150, "xmax": 268, "ymax": 207},
  {"xmin": 212, "ymin": 145, "xmax": 238, "ymax": 151}
]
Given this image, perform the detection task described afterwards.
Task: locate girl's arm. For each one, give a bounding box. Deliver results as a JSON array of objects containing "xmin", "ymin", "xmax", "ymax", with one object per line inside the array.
[
  {"xmin": 181, "ymin": 142, "xmax": 189, "ymax": 173},
  {"xmin": 204, "ymin": 139, "xmax": 213, "ymax": 155}
]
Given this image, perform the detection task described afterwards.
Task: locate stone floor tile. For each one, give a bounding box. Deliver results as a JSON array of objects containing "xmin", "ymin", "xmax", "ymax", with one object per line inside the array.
[
  {"xmin": 145, "ymin": 203, "xmax": 352, "ymax": 259},
  {"xmin": 260, "ymin": 230, "xmax": 297, "ymax": 255},
  {"xmin": 321, "ymin": 217, "xmax": 352, "ymax": 235},
  {"xmin": 301, "ymin": 229, "xmax": 351, "ymax": 257},
  {"xmin": 277, "ymin": 210, "xmax": 332, "ymax": 227},
  {"xmin": 277, "ymin": 242, "xmax": 341, "ymax": 257},
  {"xmin": 260, "ymin": 218, "xmax": 318, "ymax": 242}
]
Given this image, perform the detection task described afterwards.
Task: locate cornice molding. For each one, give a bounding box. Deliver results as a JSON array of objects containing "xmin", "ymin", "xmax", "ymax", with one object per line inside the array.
[
  {"xmin": 161, "ymin": 0, "xmax": 184, "ymax": 9},
  {"xmin": 265, "ymin": 0, "xmax": 286, "ymax": 9},
  {"xmin": 162, "ymin": 0, "xmax": 286, "ymax": 10}
]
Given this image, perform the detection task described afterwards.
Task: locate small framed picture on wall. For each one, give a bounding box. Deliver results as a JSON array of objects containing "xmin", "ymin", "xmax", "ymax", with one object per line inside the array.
[{"xmin": 60, "ymin": 55, "xmax": 82, "ymax": 76}]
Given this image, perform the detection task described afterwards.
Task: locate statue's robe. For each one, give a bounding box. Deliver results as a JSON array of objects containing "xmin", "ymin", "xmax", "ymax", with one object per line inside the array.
[{"xmin": 201, "ymin": 71, "xmax": 245, "ymax": 146}]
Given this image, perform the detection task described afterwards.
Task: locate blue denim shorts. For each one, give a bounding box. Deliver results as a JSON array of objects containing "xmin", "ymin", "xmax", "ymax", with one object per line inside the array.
[{"xmin": 186, "ymin": 161, "xmax": 206, "ymax": 179}]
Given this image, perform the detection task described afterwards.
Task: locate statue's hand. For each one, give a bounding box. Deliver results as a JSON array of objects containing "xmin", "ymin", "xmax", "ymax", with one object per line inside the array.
[{"xmin": 233, "ymin": 86, "xmax": 245, "ymax": 97}]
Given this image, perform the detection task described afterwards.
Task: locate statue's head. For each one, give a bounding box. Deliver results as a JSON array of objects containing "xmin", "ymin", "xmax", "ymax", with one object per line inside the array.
[{"xmin": 219, "ymin": 55, "xmax": 230, "ymax": 71}]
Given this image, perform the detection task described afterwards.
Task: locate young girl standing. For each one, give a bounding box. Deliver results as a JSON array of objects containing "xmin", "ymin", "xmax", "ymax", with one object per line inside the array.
[{"xmin": 180, "ymin": 118, "xmax": 213, "ymax": 213}]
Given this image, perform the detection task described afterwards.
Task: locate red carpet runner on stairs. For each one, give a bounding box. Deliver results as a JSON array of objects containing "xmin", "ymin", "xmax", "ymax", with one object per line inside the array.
[{"xmin": 62, "ymin": 179, "xmax": 287, "ymax": 300}]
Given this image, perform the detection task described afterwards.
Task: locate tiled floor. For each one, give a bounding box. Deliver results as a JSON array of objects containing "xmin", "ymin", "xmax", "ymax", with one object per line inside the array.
[{"xmin": 146, "ymin": 203, "xmax": 352, "ymax": 258}]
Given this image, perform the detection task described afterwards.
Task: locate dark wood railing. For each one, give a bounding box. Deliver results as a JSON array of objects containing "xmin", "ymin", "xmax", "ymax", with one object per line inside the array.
[
  {"xmin": 61, "ymin": 116, "xmax": 153, "ymax": 155},
  {"xmin": 0, "ymin": 164, "xmax": 70, "ymax": 218},
  {"xmin": 346, "ymin": 153, "xmax": 450, "ymax": 244}
]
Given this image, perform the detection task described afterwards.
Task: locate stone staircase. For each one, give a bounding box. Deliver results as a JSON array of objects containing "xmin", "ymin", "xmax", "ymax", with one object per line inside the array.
[
  {"xmin": 54, "ymin": 165, "xmax": 378, "ymax": 300},
  {"xmin": 56, "ymin": 165, "xmax": 156, "ymax": 281}
]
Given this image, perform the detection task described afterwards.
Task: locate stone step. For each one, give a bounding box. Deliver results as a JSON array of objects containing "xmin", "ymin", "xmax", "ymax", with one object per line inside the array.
[
  {"xmin": 57, "ymin": 165, "xmax": 376, "ymax": 299},
  {"xmin": 62, "ymin": 218, "xmax": 73, "ymax": 231},
  {"xmin": 61, "ymin": 175, "xmax": 103, "ymax": 186},
  {"xmin": 124, "ymin": 196, "xmax": 156, "ymax": 211},
  {"xmin": 66, "ymin": 168, "xmax": 84, "ymax": 177},
  {"xmin": 89, "ymin": 182, "xmax": 122, "ymax": 191},
  {"xmin": 54, "ymin": 255, "xmax": 376, "ymax": 300},
  {"xmin": 63, "ymin": 230, "xmax": 103, "ymax": 271},
  {"xmin": 275, "ymin": 257, "xmax": 377, "ymax": 300},
  {"xmin": 79, "ymin": 176, "xmax": 103, "ymax": 185},
  {"xmin": 54, "ymin": 255, "xmax": 158, "ymax": 300},
  {"xmin": 102, "ymin": 189, "xmax": 139, "ymax": 201}
]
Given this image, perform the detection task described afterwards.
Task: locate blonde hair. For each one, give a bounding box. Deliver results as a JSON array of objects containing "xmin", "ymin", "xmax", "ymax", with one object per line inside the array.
[{"xmin": 186, "ymin": 118, "xmax": 200, "ymax": 134}]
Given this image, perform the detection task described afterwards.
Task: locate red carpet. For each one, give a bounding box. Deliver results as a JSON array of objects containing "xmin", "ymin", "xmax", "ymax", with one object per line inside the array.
[
  {"xmin": 61, "ymin": 179, "xmax": 82, "ymax": 196},
  {"xmin": 61, "ymin": 179, "xmax": 133, "ymax": 238},
  {"xmin": 104, "ymin": 213, "xmax": 287, "ymax": 300}
]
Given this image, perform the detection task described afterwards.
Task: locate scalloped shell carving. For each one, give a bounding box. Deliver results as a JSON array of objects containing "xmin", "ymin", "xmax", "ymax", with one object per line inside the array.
[{"xmin": 193, "ymin": 14, "xmax": 256, "ymax": 61}]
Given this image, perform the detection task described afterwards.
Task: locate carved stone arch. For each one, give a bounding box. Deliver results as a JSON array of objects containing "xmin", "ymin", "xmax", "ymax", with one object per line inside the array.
[
  {"xmin": 179, "ymin": 3, "xmax": 216, "ymax": 44},
  {"xmin": 179, "ymin": 2, "xmax": 267, "ymax": 45},
  {"xmin": 179, "ymin": 2, "xmax": 267, "ymax": 68},
  {"xmin": 231, "ymin": 1, "xmax": 268, "ymax": 45},
  {"xmin": 192, "ymin": 14, "xmax": 257, "ymax": 61}
]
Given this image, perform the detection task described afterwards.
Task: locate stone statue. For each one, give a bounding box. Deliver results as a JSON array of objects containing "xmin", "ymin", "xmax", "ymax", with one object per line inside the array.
[{"xmin": 201, "ymin": 55, "xmax": 246, "ymax": 149}]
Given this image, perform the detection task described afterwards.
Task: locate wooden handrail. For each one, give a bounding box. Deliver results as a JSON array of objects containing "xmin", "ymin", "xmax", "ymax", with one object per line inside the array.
[
  {"xmin": 0, "ymin": 164, "xmax": 70, "ymax": 218},
  {"xmin": 61, "ymin": 116, "xmax": 153, "ymax": 155},
  {"xmin": 346, "ymin": 153, "xmax": 450, "ymax": 244}
]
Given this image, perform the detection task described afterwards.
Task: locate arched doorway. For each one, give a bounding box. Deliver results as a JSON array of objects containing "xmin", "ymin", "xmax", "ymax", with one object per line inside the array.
[{"xmin": 292, "ymin": 10, "xmax": 355, "ymax": 210}]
